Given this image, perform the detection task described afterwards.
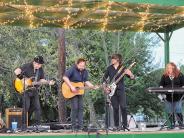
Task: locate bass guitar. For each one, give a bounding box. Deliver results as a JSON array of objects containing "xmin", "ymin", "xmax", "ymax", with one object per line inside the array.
[
  {"xmin": 61, "ymin": 82, "xmax": 100, "ymax": 99},
  {"xmin": 108, "ymin": 62, "xmax": 136, "ymax": 97},
  {"xmin": 14, "ymin": 77, "xmax": 55, "ymax": 94}
]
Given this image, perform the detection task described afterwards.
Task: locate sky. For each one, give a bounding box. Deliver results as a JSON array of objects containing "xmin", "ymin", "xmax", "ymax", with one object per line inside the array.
[{"xmin": 152, "ymin": 28, "xmax": 184, "ymax": 68}]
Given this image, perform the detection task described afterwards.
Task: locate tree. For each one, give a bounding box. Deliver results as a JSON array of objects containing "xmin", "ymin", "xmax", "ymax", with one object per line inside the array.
[
  {"xmin": 57, "ymin": 28, "xmax": 67, "ymax": 123},
  {"xmin": 0, "ymin": 26, "xmax": 165, "ymax": 124}
]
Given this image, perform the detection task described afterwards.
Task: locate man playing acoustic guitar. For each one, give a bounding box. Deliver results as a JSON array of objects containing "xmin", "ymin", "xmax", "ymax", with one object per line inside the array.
[
  {"xmin": 14, "ymin": 56, "xmax": 54, "ymax": 130},
  {"xmin": 63, "ymin": 58, "xmax": 97, "ymax": 131}
]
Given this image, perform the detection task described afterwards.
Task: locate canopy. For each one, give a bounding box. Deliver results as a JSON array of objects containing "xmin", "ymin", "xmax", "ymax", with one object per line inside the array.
[{"xmin": 1, "ymin": 0, "xmax": 184, "ymax": 32}]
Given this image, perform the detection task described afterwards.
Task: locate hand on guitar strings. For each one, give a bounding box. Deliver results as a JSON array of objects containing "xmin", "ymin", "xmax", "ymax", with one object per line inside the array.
[
  {"xmin": 92, "ymin": 85, "xmax": 99, "ymax": 90},
  {"xmin": 49, "ymin": 80, "xmax": 55, "ymax": 85},
  {"xmin": 124, "ymin": 69, "xmax": 134, "ymax": 79},
  {"xmin": 70, "ymin": 85, "xmax": 79, "ymax": 93},
  {"xmin": 102, "ymin": 83, "xmax": 111, "ymax": 94}
]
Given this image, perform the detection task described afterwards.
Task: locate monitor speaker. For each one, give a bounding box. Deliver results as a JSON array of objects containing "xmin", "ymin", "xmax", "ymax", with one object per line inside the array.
[{"xmin": 5, "ymin": 108, "xmax": 28, "ymax": 129}]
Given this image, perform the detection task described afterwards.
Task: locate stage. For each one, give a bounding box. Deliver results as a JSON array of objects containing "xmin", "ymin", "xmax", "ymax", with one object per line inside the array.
[{"xmin": 0, "ymin": 128, "xmax": 184, "ymax": 138}]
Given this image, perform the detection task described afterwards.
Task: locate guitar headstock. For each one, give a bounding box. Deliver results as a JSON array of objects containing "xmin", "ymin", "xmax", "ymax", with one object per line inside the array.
[{"xmin": 129, "ymin": 61, "xmax": 136, "ymax": 68}]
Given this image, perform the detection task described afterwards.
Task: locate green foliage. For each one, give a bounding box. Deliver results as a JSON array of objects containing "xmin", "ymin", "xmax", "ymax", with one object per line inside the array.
[
  {"xmin": 0, "ymin": 26, "xmax": 164, "ymax": 123},
  {"xmin": 0, "ymin": 26, "xmax": 58, "ymax": 122},
  {"xmin": 64, "ymin": 30, "xmax": 163, "ymax": 119}
]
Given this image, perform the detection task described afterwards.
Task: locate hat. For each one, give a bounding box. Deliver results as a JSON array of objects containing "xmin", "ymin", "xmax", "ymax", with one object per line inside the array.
[{"xmin": 34, "ymin": 56, "xmax": 44, "ymax": 64}]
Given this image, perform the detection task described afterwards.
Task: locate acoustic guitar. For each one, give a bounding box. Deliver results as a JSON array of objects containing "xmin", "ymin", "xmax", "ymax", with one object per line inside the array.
[
  {"xmin": 0, "ymin": 113, "xmax": 5, "ymax": 129},
  {"xmin": 14, "ymin": 77, "xmax": 55, "ymax": 94},
  {"xmin": 61, "ymin": 82, "xmax": 100, "ymax": 99}
]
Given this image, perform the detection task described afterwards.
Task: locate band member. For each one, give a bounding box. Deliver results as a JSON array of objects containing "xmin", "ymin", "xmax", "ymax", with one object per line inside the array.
[
  {"xmin": 159, "ymin": 62, "xmax": 184, "ymax": 128},
  {"xmin": 14, "ymin": 56, "xmax": 53, "ymax": 129},
  {"xmin": 0, "ymin": 112, "xmax": 5, "ymax": 129},
  {"xmin": 103, "ymin": 54, "xmax": 134, "ymax": 130},
  {"xmin": 63, "ymin": 58, "xmax": 97, "ymax": 130}
]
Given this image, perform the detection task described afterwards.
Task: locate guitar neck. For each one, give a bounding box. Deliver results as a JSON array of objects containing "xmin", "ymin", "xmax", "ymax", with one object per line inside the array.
[
  {"xmin": 32, "ymin": 81, "xmax": 49, "ymax": 86},
  {"xmin": 76, "ymin": 85, "xmax": 102, "ymax": 90},
  {"xmin": 76, "ymin": 86, "xmax": 88, "ymax": 90},
  {"xmin": 114, "ymin": 72, "xmax": 126, "ymax": 84},
  {"xmin": 114, "ymin": 62, "xmax": 136, "ymax": 84}
]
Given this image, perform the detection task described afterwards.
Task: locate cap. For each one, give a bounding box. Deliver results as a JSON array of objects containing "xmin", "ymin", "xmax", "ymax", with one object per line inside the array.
[{"xmin": 34, "ymin": 56, "xmax": 44, "ymax": 64}]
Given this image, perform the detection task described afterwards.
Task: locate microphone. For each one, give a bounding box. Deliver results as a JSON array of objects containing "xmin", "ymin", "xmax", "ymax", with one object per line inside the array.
[
  {"xmin": 169, "ymin": 75, "xmax": 174, "ymax": 89},
  {"xmin": 169, "ymin": 75, "xmax": 174, "ymax": 80}
]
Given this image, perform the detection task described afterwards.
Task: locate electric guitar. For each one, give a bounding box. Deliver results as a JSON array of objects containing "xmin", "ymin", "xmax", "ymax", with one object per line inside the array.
[
  {"xmin": 14, "ymin": 77, "xmax": 55, "ymax": 94},
  {"xmin": 61, "ymin": 82, "xmax": 100, "ymax": 99},
  {"xmin": 107, "ymin": 62, "xmax": 136, "ymax": 97}
]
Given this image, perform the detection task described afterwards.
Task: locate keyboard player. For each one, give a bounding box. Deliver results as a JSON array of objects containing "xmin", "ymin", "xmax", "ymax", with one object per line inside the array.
[{"xmin": 159, "ymin": 62, "xmax": 184, "ymax": 128}]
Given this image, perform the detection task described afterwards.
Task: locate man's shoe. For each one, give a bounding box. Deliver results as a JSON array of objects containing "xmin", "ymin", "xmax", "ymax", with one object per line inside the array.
[
  {"xmin": 178, "ymin": 124, "xmax": 184, "ymax": 129},
  {"xmin": 112, "ymin": 126, "xmax": 119, "ymax": 131},
  {"xmin": 167, "ymin": 125, "xmax": 175, "ymax": 130},
  {"xmin": 122, "ymin": 126, "xmax": 130, "ymax": 131}
]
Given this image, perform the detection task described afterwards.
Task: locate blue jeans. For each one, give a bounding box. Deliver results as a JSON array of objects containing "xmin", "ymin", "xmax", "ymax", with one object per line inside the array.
[
  {"xmin": 165, "ymin": 100, "xmax": 182, "ymax": 113},
  {"xmin": 165, "ymin": 100, "xmax": 183, "ymax": 126}
]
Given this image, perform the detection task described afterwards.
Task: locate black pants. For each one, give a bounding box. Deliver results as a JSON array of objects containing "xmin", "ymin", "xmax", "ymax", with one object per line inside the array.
[
  {"xmin": 111, "ymin": 89, "xmax": 127, "ymax": 127},
  {"xmin": 22, "ymin": 89, "xmax": 41, "ymax": 127},
  {"xmin": 70, "ymin": 95, "xmax": 83, "ymax": 129}
]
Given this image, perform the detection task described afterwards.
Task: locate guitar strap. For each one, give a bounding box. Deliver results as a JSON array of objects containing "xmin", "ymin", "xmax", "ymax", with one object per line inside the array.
[
  {"xmin": 81, "ymin": 70, "xmax": 85, "ymax": 84},
  {"xmin": 111, "ymin": 64, "xmax": 124, "ymax": 83},
  {"xmin": 34, "ymin": 69, "xmax": 39, "ymax": 82}
]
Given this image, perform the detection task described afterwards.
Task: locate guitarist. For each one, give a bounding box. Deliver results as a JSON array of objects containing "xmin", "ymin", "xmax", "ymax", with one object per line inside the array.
[
  {"xmin": 103, "ymin": 54, "xmax": 134, "ymax": 131},
  {"xmin": 14, "ymin": 56, "xmax": 53, "ymax": 130},
  {"xmin": 63, "ymin": 58, "xmax": 97, "ymax": 131}
]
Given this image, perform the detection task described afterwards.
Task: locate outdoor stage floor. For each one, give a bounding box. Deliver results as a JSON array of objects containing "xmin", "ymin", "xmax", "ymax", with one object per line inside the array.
[{"xmin": 0, "ymin": 127, "xmax": 184, "ymax": 138}]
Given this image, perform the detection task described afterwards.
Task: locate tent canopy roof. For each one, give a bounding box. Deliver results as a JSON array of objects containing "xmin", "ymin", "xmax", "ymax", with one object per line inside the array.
[{"xmin": 1, "ymin": 0, "xmax": 184, "ymax": 32}]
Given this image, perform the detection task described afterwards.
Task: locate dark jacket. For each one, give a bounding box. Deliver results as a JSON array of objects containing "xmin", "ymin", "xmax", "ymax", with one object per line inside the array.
[
  {"xmin": 159, "ymin": 73, "xmax": 184, "ymax": 102},
  {"xmin": 103, "ymin": 65, "xmax": 130, "ymax": 91}
]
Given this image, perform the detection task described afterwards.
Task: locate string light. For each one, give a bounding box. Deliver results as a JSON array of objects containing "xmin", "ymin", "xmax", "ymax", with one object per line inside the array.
[
  {"xmin": 0, "ymin": 1, "xmax": 184, "ymax": 32},
  {"xmin": 101, "ymin": 1, "xmax": 112, "ymax": 31},
  {"xmin": 137, "ymin": 4, "xmax": 150, "ymax": 31},
  {"xmin": 24, "ymin": 0, "xmax": 35, "ymax": 28},
  {"xmin": 63, "ymin": 0, "xmax": 73, "ymax": 29}
]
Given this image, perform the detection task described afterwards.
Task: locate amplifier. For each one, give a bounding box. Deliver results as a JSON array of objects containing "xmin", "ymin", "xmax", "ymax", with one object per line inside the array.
[{"xmin": 5, "ymin": 108, "xmax": 28, "ymax": 129}]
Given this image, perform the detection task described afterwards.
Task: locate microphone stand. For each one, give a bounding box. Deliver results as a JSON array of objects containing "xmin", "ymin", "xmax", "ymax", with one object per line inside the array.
[
  {"xmin": 170, "ymin": 76, "xmax": 175, "ymax": 129},
  {"xmin": 104, "ymin": 94, "xmax": 110, "ymax": 135},
  {"xmin": 160, "ymin": 76, "xmax": 175, "ymax": 130},
  {"xmin": 102, "ymin": 77, "xmax": 110, "ymax": 135},
  {"xmin": 22, "ymin": 75, "xmax": 27, "ymax": 131}
]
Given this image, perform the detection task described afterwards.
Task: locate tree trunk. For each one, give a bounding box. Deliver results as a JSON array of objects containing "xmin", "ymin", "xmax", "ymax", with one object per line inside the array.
[{"xmin": 57, "ymin": 28, "xmax": 66, "ymax": 123}]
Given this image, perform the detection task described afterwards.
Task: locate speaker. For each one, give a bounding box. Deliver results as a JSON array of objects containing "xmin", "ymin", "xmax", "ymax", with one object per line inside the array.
[{"xmin": 5, "ymin": 108, "xmax": 27, "ymax": 129}]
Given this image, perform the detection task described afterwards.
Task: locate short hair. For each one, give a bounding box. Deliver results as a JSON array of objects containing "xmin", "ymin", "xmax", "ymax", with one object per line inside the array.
[
  {"xmin": 76, "ymin": 58, "xmax": 87, "ymax": 64},
  {"xmin": 111, "ymin": 54, "xmax": 122, "ymax": 63}
]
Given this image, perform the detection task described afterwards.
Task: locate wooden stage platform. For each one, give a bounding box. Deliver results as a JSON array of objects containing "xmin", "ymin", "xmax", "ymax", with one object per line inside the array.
[{"xmin": 0, "ymin": 128, "xmax": 184, "ymax": 138}]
